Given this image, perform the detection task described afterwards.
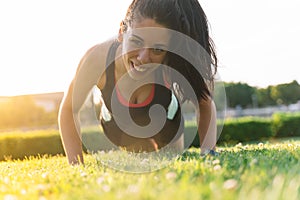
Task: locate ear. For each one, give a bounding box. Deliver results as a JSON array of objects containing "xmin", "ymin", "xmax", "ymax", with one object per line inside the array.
[
  {"xmin": 118, "ymin": 21, "xmax": 124, "ymax": 42},
  {"xmin": 118, "ymin": 29, "xmax": 123, "ymax": 43}
]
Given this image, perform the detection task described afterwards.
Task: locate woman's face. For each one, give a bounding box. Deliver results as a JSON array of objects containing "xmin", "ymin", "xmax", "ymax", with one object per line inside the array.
[{"xmin": 121, "ymin": 18, "xmax": 170, "ymax": 80}]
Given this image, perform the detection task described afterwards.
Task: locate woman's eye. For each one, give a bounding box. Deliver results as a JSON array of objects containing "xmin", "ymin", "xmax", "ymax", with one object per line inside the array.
[
  {"xmin": 152, "ymin": 48, "xmax": 166, "ymax": 55},
  {"xmin": 129, "ymin": 38, "xmax": 143, "ymax": 47}
]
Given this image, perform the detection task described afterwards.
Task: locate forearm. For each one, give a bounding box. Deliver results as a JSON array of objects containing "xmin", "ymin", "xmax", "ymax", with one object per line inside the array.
[
  {"xmin": 57, "ymin": 43, "xmax": 106, "ymax": 164},
  {"xmin": 198, "ymin": 100, "xmax": 217, "ymax": 152},
  {"xmin": 59, "ymin": 105, "xmax": 84, "ymax": 165}
]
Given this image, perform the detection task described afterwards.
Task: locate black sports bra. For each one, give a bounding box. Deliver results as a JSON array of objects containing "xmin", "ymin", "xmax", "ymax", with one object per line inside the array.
[{"xmin": 99, "ymin": 41, "xmax": 184, "ymax": 152}]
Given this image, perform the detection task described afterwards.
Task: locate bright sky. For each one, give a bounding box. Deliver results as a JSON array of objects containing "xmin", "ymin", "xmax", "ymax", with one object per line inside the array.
[{"xmin": 0, "ymin": 0, "xmax": 299, "ymax": 96}]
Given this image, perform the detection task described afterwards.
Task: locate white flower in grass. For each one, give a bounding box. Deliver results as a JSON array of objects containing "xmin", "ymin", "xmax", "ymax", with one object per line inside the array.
[
  {"xmin": 3, "ymin": 177, "xmax": 9, "ymax": 184},
  {"xmin": 212, "ymin": 159, "xmax": 220, "ymax": 165},
  {"xmin": 250, "ymin": 158, "xmax": 258, "ymax": 166},
  {"xmin": 41, "ymin": 172, "xmax": 48, "ymax": 179},
  {"xmin": 36, "ymin": 184, "xmax": 48, "ymax": 191},
  {"xmin": 223, "ymin": 179, "xmax": 238, "ymax": 190},
  {"xmin": 4, "ymin": 195, "xmax": 17, "ymax": 200},
  {"xmin": 97, "ymin": 176, "xmax": 105, "ymax": 185},
  {"xmin": 258, "ymin": 143, "xmax": 264, "ymax": 148},
  {"xmin": 236, "ymin": 143, "xmax": 243, "ymax": 148},
  {"xmin": 127, "ymin": 185, "xmax": 139, "ymax": 193},
  {"xmin": 213, "ymin": 165, "xmax": 221, "ymax": 171},
  {"xmin": 140, "ymin": 158, "xmax": 149, "ymax": 165},
  {"xmin": 80, "ymin": 172, "xmax": 87, "ymax": 177},
  {"xmin": 98, "ymin": 150, "xmax": 105, "ymax": 154},
  {"xmin": 102, "ymin": 185, "xmax": 110, "ymax": 192},
  {"xmin": 108, "ymin": 150, "xmax": 114, "ymax": 154},
  {"xmin": 103, "ymin": 172, "xmax": 110, "ymax": 177},
  {"xmin": 165, "ymin": 172, "xmax": 177, "ymax": 180},
  {"xmin": 21, "ymin": 189, "xmax": 27, "ymax": 195}
]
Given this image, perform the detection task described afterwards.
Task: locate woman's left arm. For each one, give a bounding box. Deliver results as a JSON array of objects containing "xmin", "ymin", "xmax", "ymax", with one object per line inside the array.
[{"xmin": 197, "ymin": 98, "xmax": 217, "ymax": 155}]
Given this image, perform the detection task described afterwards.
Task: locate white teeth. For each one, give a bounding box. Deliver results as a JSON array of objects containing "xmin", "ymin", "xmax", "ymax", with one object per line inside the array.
[
  {"xmin": 130, "ymin": 61, "xmax": 147, "ymax": 72},
  {"xmin": 135, "ymin": 66, "xmax": 146, "ymax": 72}
]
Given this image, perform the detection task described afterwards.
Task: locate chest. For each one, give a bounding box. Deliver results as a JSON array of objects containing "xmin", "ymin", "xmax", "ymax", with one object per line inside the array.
[{"xmin": 114, "ymin": 70, "xmax": 155, "ymax": 105}]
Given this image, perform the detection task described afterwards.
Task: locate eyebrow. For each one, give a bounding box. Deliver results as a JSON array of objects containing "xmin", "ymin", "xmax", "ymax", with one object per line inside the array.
[
  {"xmin": 132, "ymin": 34, "xmax": 144, "ymax": 42},
  {"xmin": 131, "ymin": 34, "xmax": 168, "ymax": 49}
]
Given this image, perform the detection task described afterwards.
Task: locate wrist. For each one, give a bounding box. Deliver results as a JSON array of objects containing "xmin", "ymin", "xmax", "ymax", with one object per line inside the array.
[{"xmin": 200, "ymin": 149, "xmax": 219, "ymax": 157}]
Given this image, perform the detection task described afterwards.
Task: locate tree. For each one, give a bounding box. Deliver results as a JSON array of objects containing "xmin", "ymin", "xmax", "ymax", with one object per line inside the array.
[
  {"xmin": 257, "ymin": 86, "xmax": 276, "ymax": 107},
  {"xmin": 224, "ymin": 80, "xmax": 300, "ymax": 108},
  {"xmin": 0, "ymin": 96, "xmax": 54, "ymax": 130},
  {"xmin": 271, "ymin": 80, "xmax": 300, "ymax": 105},
  {"xmin": 224, "ymin": 82, "xmax": 255, "ymax": 108}
]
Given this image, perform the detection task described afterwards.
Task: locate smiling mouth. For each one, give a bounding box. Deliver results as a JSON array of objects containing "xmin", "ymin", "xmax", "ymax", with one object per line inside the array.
[{"xmin": 130, "ymin": 61, "xmax": 147, "ymax": 72}]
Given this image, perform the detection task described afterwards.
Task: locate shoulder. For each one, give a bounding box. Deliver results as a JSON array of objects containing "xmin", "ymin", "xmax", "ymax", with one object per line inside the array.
[
  {"xmin": 73, "ymin": 38, "xmax": 118, "ymax": 86},
  {"xmin": 77, "ymin": 38, "xmax": 118, "ymax": 72},
  {"xmin": 67, "ymin": 38, "xmax": 118, "ymax": 111}
]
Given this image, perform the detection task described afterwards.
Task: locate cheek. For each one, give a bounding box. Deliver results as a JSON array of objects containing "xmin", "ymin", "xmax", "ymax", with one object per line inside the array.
[
  {"xmin": 152, "ymin": 53, "xmax": 167, "ymax": 64},
  {"xmin": 122, "ymin": 50, "xmax": 137, "ymax": 62},
  {"xmin": 122, "ymin": 40, "xmax": 139, "ymax": 55},
  {"xmin": 122, "ymin": 44, "xmax": 138, "ymax": 58}
]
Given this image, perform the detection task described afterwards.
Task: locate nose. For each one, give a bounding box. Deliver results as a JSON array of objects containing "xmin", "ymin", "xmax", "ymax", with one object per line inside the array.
[{"xmin": 137, "ymin": 48, "xmax": 151, "ymax": 64}]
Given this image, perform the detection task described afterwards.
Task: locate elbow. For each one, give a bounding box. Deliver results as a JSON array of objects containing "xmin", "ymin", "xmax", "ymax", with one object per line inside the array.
[
  {"xmin": 58, "ymin": 94, "xmax": 77, "ymax": 127},
  {"xmin": 58, "ymin": 99, "xmax": 69, "ymax": 129}
]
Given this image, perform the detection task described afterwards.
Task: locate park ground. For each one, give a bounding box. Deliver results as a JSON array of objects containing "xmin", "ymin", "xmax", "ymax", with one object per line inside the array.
[{"xmin": 0, "ymin": 138, "xmax": 299, "ymax": 200}]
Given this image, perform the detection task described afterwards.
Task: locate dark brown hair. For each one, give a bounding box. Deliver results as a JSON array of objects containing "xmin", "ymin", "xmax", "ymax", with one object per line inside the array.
[{"xmin": 121, "ymin": 0, "xmax": 218, "ymax": 102}]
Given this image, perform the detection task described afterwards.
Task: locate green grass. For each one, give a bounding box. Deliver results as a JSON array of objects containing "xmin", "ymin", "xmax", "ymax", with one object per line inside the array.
[{"xmin": 0, "ymin": 140, "xmax": 299, "ymax": 200}]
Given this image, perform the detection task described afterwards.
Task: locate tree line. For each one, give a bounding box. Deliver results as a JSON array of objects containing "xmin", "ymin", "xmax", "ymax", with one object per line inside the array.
[
  {"xmin": 0, "ymin": 96, "xmax": 58, "ymax": 130},
  {"xmin": 217, "ymin": 80, "xmax": 300, "ymax": 109},
  {"xmin": 0, "ymin": 80, "xmax": 299, "ymax": 130}
]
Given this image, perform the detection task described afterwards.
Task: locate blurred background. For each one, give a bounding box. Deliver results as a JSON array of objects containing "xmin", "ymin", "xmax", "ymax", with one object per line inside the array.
[{"xmin": 0, "ymin": 0, "xmax": 299, "ymax": 130}]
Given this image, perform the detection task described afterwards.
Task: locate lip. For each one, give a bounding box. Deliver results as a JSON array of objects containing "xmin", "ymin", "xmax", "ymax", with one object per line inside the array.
[{"xmin": 129, "ymin": 61, "xmax": 149, "ymax": 76}]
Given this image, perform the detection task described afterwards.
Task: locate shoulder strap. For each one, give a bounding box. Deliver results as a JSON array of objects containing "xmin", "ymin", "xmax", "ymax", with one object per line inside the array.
[
  {"xmin": 101, "ymin": 41, "xmax": 120, "ymax": 111},
  {"xmin": 104, "ymin": 41, "xmax": 120, "ymax": 87}
]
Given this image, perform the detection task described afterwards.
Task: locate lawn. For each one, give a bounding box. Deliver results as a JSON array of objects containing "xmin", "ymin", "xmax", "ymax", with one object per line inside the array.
[{"xmin": 0, "ymin": 139, "xmax": 299, "ymax": 200}]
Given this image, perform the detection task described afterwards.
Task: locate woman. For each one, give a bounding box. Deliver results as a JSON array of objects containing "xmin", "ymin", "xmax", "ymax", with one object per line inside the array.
[{"xmin": 59, "ymin": 0, "xmax": 218, "ymax": 164}]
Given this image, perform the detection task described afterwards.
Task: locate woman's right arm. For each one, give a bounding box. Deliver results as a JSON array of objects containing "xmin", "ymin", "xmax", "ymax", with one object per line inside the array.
[
  {"xmin": 58, "ymin": 40, "xmax": 114, "ymax": 164},
  {"xmin": 58, "ymin": 80, "xmax": 84, "ymax": 164}
]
